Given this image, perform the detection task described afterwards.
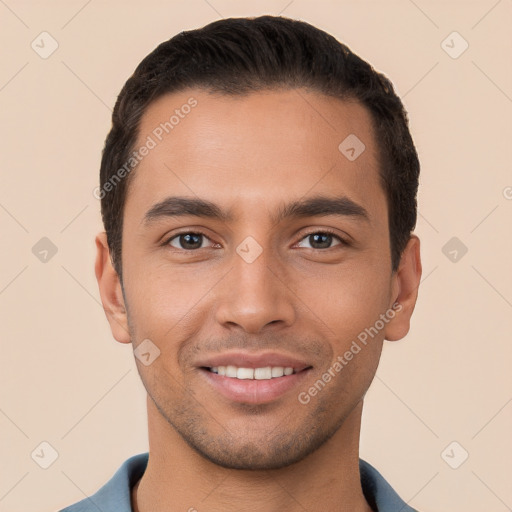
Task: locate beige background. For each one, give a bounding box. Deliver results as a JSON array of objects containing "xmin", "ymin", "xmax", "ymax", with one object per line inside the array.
[{"xmin": 1, "ymin": 1, "xmax": 511, "ymax": 511}]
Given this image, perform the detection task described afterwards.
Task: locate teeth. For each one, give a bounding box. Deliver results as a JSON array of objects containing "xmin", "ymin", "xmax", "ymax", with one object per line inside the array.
[
  {"xmin": 271, "ymin": 367, "xmax": 284, "ymax": 377},
  {"xmin": 226, "ymin": 365, "xmax": 237, "ymax": 378},
  {"xmin": 237, "ymin": 367, "xmax": 254, "ymax": 379},
  {"xmin": 254, "ymin": 367, "xmax": 272, "ymax": 380},
  {"xmin": 209, "ymin": 365, "xmax": 296, "ymax": 380}
]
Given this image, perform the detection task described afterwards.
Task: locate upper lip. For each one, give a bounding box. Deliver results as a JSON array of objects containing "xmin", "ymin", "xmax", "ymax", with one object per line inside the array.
[{"xmin": 196, "ymin": 351, "xmax": 312, "ymax": 372}]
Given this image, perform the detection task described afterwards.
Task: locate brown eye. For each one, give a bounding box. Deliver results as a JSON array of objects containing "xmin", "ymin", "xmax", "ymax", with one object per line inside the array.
[
  {"xmin": 168, "ymin": 232, "xmax": 210, "ymax": 250},
  {"xmin": 296, "ymin": 231, "xmax": 344, "ymax": 250}
]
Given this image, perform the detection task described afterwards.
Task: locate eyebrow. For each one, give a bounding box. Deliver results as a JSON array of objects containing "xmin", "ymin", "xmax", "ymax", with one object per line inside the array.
[{"xmin": 142, "ymin": 194, "xmax": 370, "ymax": 227}]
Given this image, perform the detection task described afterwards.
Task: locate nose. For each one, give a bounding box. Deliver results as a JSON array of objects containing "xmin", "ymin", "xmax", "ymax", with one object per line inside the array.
[{"xmin": 213, "ymin": 247, "xmax": 296, "ymax": 334}]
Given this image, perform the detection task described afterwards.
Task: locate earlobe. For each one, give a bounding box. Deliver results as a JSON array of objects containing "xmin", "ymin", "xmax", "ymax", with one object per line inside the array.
[
  {"xmin": 94, "ymin": 232, "xmax": 131, "ymax": 344},
  {"xmin": 384, "ymin": 235, "xmax": 422, "ymax": 342}
]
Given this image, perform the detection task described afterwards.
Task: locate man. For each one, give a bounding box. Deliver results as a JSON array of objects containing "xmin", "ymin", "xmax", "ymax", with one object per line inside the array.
[{"xmin": 61, "ymin": 15, "xmax": 422, "ymax": 512}]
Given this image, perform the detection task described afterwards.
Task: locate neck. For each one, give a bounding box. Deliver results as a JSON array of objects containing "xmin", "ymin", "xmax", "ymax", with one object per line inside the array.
[{"xmin": 132, "ymin": 398, "xmax": 372, "ymax": 512}]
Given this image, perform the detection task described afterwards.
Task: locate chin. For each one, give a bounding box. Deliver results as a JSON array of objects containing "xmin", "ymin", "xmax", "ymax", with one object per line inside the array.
[{"xmin": 176, "ymin": 414, "xmax": 341, "ymax": 471}]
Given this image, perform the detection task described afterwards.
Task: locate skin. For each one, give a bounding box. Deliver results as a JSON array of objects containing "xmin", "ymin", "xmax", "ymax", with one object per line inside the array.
[{"xmin": 95, "ymin": 88, "xmax": 422, "ymax": 512}]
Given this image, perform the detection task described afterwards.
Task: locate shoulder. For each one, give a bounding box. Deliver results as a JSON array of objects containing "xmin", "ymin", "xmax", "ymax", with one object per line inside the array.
[
  {"xmin": 359, "ymin": 459, "xmax": 420, "ymax": 512},
  {"xmin": 59, "ymin": 453, "xmax": 149, "ymax": 512}
]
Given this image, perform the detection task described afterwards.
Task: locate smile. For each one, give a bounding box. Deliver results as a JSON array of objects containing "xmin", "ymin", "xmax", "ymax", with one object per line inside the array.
[{"xmin": 208, "ymin": 365, "xmax": 295, "ymax": 380}]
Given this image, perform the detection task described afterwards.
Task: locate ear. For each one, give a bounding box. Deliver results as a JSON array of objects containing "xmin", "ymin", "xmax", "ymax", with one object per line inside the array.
[
  {"xmin": 94, "ymin": 232, "xmax": 131, "ymax": 344},
  {"xmin": 384, "ymin": 235, "xmax": 422, "ymax": 342}
]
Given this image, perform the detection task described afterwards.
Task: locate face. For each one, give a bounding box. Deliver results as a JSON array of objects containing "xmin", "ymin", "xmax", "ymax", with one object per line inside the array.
[{"xmin": 98, "ymin": 88, "xmax": 418, "ymax": 470}]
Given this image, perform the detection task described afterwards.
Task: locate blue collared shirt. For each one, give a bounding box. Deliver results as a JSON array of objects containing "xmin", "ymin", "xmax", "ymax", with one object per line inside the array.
[{"xmin": 60, "ymin": 452, "xmax": 418, "ymax": 512}]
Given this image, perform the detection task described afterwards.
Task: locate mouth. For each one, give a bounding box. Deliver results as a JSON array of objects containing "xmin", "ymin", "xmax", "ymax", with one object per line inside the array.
[
  {"xmin": 196, "ymin": 353, "xmax": 313, "ymax": 404},
  {"xmin": 205, "ymin": 365, "xmax": 302, "ymax": 380}
]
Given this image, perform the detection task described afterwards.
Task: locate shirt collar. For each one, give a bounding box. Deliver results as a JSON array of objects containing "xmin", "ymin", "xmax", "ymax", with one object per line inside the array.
[{"xmin": 60, "ymin": 452, "xmax": 418, "ymax": 512}]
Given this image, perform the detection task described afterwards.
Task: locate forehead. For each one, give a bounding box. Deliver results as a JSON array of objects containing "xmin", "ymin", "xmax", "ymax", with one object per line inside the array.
[{"xmin": 126, "ymin": 88, "xmax": 386, "ymax": 226}]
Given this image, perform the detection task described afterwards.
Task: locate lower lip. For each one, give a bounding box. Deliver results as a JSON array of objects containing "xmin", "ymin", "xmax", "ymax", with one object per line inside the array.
[{"xmin": 199, "ymin": 368, "xmax": 312, "ymax": 404}]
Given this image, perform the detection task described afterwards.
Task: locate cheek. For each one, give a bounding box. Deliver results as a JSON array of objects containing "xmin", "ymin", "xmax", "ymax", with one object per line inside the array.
[
  {"xmin": 122, "ymin": 260, "xmax": 215, "ymax": 349},
  {"xmin": 305, "ymin": 269, "xmax": 388, "ymax": 400},
  {"xmin": 289, "ymin": 260, "xmax": 391, "ymax": 394},
  {"xmin": 293, "ymin": 258, "xmax": 391, "ymax": 336}
]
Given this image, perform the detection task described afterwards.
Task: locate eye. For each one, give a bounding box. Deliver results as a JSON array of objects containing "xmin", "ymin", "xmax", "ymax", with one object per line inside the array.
[
  {"xmin": 167, "ymin": 232, "xmax": 214, "ymax": 250},
  {"xmin": 164, "ymin": 230, "xmax": 347, "ymax": 252},
  {"xmin": 296, "ymin": 230, "xmax": 346, "ymax": 250}
]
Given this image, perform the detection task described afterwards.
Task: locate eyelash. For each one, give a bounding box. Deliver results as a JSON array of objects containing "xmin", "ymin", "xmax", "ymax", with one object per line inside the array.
[
  {"xmin": 297, "ymin": 228, "xmax": 349, "ymax": 247},
  {"xmin": 162, "ymin": 228, "xmax": 349, "ymax": 251}
]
